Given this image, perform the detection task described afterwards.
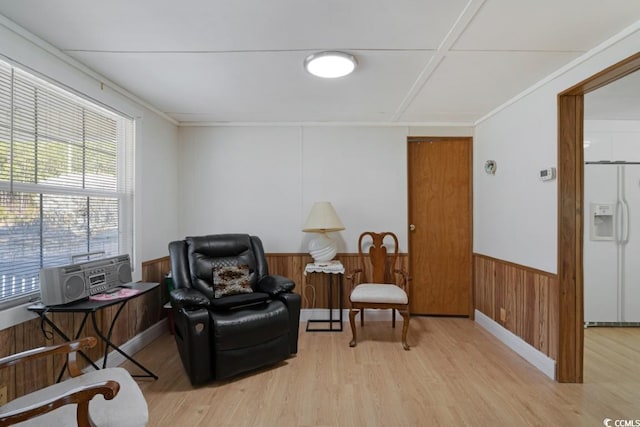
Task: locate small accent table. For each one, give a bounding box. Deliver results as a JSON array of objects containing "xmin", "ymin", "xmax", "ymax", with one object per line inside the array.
[
  {"xmin": 28, "ymin": 282, "xmax": 160, "ymax": 382},
  {"xmin": 304, "ymin": 261, "xmax": 345, "ymax": 332}
]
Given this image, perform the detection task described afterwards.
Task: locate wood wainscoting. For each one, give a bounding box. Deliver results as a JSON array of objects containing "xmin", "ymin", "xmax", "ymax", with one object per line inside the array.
[{"xmin": 474, "ymin": 254, "xmax": 559, "ymax": 361}]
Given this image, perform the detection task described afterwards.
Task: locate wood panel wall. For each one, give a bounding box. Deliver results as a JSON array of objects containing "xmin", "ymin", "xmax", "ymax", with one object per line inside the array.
[{"xmin": 473, "ymin": 254, "xmax": 559, "ymax": 360}]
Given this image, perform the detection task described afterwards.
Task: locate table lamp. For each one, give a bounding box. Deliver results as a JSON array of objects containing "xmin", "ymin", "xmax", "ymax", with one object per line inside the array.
[{"xmin": 302, "ymin": 201, "xmax": 345, "ymax": 264}]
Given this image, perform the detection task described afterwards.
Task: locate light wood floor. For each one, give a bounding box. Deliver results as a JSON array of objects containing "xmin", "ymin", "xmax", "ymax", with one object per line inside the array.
[{"xmin": 122, "ymin": 318, "xmax": 640, "ymax": 426}]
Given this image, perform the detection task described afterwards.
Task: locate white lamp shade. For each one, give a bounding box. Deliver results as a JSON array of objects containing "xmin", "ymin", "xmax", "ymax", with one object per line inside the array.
[
  {"xmin": 302, "ymin": 202, "xmax": 345, "ymax": 232},
  {"xmin": 303, "ymin": 201, "xmax": 345, "ymax": 263}
]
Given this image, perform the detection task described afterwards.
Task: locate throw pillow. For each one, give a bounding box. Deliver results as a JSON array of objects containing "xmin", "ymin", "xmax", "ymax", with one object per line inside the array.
[{"xmin": 212, "ymin": 265, "xmax": 253, "ymax": 299}]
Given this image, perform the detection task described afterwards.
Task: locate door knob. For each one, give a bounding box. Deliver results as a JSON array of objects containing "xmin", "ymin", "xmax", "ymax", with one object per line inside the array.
[{"xmin": 409, "ymin": 224, "xmax": 416, "ymax": 231}]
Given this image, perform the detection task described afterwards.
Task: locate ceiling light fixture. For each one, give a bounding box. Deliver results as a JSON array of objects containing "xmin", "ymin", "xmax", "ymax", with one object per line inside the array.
[{"xmin": 304, "ymin": 51, "xmax": 357, "ymax": 78}]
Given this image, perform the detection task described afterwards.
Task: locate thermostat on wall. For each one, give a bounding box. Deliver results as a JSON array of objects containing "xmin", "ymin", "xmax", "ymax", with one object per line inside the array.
[{"xmin": 539, "ymin": 167, "xmax": 556, "ymax": 182}]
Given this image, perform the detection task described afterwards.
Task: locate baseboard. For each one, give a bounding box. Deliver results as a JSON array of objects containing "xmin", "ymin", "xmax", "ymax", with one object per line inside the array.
[
  {"xmin": 300, "ymin": 308, "xmax": 403, "ymax": 323},
  {"xmin": 94, "ymin": 319, "xmax": 169, "ymax": 369},
  {"xmin": 474, "ymin": 309, "xmax": 556, "ymax": 380}
]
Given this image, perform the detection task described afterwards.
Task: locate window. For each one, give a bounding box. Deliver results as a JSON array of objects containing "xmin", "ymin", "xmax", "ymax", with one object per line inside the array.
[{"xmin": 0, "ymin": 59, "xmax": 134, "ymax": 309}]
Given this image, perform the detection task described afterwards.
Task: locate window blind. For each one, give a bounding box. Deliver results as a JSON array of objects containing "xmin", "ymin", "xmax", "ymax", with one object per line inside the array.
[{"xmin": 0, "ymin": 59, "xmax": 134, "ymax": 309}]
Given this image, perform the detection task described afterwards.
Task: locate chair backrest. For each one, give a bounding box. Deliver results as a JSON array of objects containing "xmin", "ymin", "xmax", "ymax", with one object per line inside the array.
[
  {"xmin": 357, "ymin": 232, "xmax": 399, "ymax": 284},
  {"xmin": 169, "ymin": 234, "xmax": 269, "ymax": 299}
]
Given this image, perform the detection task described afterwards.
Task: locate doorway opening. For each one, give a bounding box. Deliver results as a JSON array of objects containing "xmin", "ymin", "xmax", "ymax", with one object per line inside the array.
[{"xmin": 557, "ymin": 52, "xmax": 640, "ymax": 382}]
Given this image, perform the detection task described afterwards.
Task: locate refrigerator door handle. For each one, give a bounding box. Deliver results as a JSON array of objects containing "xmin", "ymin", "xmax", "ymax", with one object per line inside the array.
[
  {"xmin": 616, "ymin": 200, "xmax": 623, "ymax": 243},
  {"xmin": 622, "ymin": 198, "xmax": 630, "ymax": 244}
]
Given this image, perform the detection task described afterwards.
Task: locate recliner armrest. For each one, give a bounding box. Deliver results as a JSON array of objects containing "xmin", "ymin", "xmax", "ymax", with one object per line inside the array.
[
  {"xmin": 257, "ymin": 275, "xmax": 295, "ymax": 296},
  {"xmin": 170, "ymin": 288, "xmax": 211, "ymax": 310},
  {"xmin": 273, "ymin": 292, "xmax": 301, "ymax": 355}
]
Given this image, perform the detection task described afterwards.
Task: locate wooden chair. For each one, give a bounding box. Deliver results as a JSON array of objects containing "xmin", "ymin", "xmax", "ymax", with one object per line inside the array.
[
  {"xmin": 347, "ymin": 231, "xmax": 411, "ymax": 350},
  {"xmin": 0, "ymin": 337, "xmax": 148, "ymax": 427}
]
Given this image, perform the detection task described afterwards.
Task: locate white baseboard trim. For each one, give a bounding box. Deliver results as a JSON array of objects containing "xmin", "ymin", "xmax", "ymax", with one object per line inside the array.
[
  {"xmin": 94, "ymin": 318, "xmax": 169, "ymax": 369},
  {"xmin": 474, "ymin": 309, "xmax": 556, "ymax": 380},
  {"xmin": 300, "ymin": 308, "xmax": 403, "ymax": 323}
]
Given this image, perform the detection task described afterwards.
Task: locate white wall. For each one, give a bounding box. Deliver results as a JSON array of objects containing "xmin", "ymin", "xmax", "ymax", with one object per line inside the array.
[
  {"xmin": 473, "ymin": 26, "xmax": 640, "ymax": 274},
  {"xmin": 584, "ymin": 120, "xmax": 640, "ymax": 162},
  {"xmin": 134, "ymin": 108, "xmax": 180, "ymax": 275},
  {"xmin": 474, "ymin": 88, "xmax": 558, "ymax": 273},
  {"xmin": 0, "ymin": 19, "xmax": 180, "ymax": 281},
  {"xmin": 177, "ymin": 125, "xmax": 472, "ymax": 253},
  {"xmin": 177, "ymin": 126, "xmax": 303, "ymax": 251}
]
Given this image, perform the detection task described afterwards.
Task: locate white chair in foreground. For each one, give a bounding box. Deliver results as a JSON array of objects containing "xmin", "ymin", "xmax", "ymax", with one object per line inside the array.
[{"xmin": 0, "ymin": 337, "xmax": 148, "ymax": 427}]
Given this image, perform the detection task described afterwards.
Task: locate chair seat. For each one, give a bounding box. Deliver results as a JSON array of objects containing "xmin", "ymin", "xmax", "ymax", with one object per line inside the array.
[
  {"xmin": 350, "ymin": 283, "xmax": 408, "ymax": 305},
  {"xmin": 2, "ymin": 367, "xmax": 148, "ymax": 427}
]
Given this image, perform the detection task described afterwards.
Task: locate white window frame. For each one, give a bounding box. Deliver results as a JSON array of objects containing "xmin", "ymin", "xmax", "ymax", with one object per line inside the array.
[{"xmin": 0, "ymin": 58, "xmax": 134, "ymax": 312}]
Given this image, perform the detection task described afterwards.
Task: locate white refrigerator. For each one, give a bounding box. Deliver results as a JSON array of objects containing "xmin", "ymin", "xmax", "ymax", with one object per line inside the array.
[{"xmin": 584, "ymin": 162, "xmax": 640, "ymax": 325}]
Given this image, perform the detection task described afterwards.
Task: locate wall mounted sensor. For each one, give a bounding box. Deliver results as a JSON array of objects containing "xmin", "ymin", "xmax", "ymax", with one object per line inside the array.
[
  {"xmin": 539, "ymin": 167, "xmax": 556, "ymax": 182},
  {"xmin": 484, "ymin": 160, "xmax": 497, "ymax": 175}
]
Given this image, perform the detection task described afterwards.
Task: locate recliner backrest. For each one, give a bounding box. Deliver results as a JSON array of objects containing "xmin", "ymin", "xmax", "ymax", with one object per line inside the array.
[{"xmin": 183, "ymin": 234, "xmax": 268, "ymax": 299}]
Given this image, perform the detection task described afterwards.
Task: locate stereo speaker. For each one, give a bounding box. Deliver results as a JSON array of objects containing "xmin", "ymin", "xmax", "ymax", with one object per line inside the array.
[{"xmin": 39, "ymin": 268, "xmax": 89, "ymax": 306}]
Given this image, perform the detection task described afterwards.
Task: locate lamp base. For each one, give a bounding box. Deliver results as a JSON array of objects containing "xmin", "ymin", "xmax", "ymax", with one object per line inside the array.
[{"xmin": 308, "ymin": 232, "xmax": 337, "ymax": 263}]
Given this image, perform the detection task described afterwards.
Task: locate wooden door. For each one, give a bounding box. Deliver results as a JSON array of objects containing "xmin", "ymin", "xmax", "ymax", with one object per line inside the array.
[{"xmin": 408, "ymin": 137, "xmax": 472, "ymax": 315}]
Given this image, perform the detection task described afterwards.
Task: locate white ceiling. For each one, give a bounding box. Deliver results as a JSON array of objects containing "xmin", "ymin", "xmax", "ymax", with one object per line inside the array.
[{"xmin": 0, "ymin": 0, "xmax": 638, "ymax": 125}]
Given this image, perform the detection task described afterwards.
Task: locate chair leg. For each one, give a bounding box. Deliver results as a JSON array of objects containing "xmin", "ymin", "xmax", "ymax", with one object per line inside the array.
[
  {"xmin": 399, "ymin": 310, "xmax": 410, "ymax": 351},
  {"xmin": 360, "ymin": 308, "xmax": 364, "ymax": 326},
  {"xmin": 392, "ymin": 309, "xmax": 396, "ymax": 328},
  {"xmin": 349, "ymin": 308, "xmax": 359, "ymax": 347}
]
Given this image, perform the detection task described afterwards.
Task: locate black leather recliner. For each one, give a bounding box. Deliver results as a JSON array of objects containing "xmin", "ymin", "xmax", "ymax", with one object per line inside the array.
[{"xmin": 168, "ymin": 234, "xmax": 301, "ymax": 385}]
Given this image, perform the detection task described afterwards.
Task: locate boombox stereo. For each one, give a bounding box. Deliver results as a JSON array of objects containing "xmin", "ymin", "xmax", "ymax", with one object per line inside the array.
[{"xmin": 39, "ymin": 254, "xmax": 133, "ymax": 306}]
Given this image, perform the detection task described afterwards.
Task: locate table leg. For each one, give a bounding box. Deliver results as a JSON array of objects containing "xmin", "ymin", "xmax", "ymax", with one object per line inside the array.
[
  {"xmin": 305, "ymin": 273, "xmax": 344, "ymax": 332},
  {"xmin": 90, "ymin": 309, "xmax": 158, "ymax": 380},
  {"xmin": 338, "ymin": 273, "xmax": 343, "ymax": 327},
  {"xmin": 328, "ymin": 273, "xmax": 334, "ymax": 325},
  {"xmin": 39, "ymin": 313, "xmax": 101, "ymax": 382}
]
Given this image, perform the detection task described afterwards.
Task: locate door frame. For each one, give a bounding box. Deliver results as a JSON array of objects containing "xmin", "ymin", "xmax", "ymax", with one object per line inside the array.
[{"xmin": 557, "ymin": 52, "xmax": 640, "ymax": 382}]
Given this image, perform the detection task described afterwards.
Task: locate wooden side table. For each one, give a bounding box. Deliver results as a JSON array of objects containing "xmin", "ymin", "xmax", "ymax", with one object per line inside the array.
[{"xmin": 304, "ymin": 261, "xmax": 345, "ymax": 332}]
